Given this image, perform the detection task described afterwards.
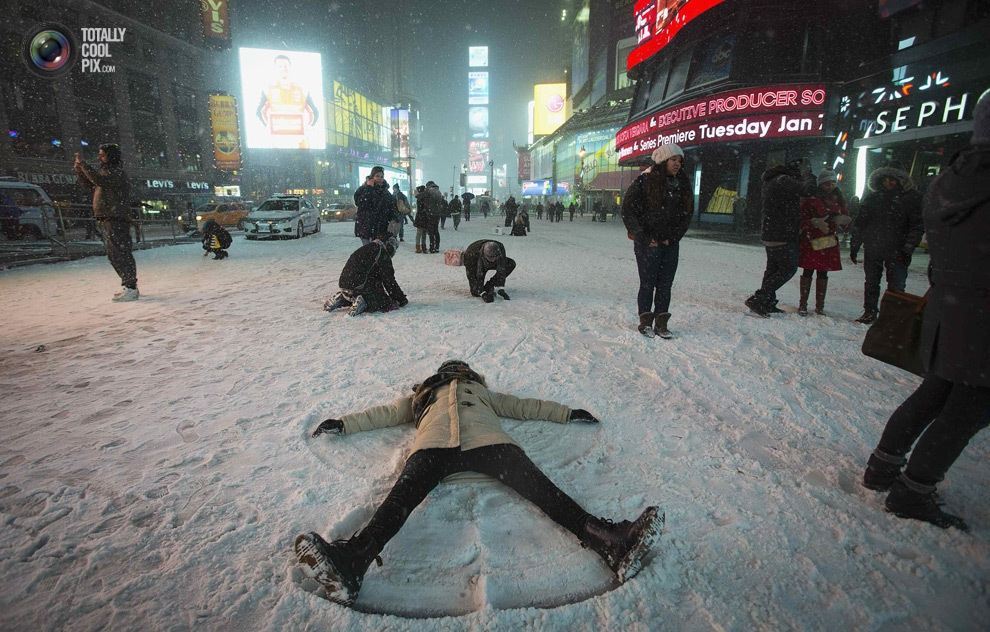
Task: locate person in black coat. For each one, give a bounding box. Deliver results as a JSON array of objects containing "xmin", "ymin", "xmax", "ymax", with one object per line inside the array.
[
  {"xmin": 862, "ymin": 99, "xmax": 990, "ymax": 531},
  {"xmin": 461, "ymin": 191, "xmax": 474, "ymax": 221},
  {"xmin": 621, "ymin": 144, "xmax": 693, "ymax": 338},
  {"xmin": 462, "ymin": 239, "xmax": 515, "ymax": 302},
  {"xmin": 448, "ymin": 195, "xmax": 463, "ymax": 230},
  {"xmin": 201, "ymin": 219, "xmax": 232, "ymax": 260},
  {"xmin": 503, "ymin": 196, "xmax": 518, "ymax": 228},
  {"xmin": 849, "ymin": 163, "xmax": 925, "ymax": 324},
  {"xmin": 353, "ymin": 166, "xmax": 397, "ymax": 244},
  {"xmin": 744, "ymin": 158, "xmax": 815, "ymax": 317},
  {"xmin": 413, "ymin": 181, "xmax": 442, "ymax": 253},
  {"xmin": 323, "ymin": 237, "xmax": 408, "ymax": 316}
]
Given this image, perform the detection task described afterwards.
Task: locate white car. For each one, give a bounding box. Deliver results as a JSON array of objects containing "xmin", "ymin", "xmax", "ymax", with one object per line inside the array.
[{"xmin": 243, "ymin": 195, "xmax": 321, "ymax": 240}]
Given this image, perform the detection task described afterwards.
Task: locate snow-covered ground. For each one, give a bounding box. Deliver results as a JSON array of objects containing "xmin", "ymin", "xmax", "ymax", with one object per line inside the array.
[{"xmin": 0, "ymin": 218, "xmax": 986, "ymax": 630}]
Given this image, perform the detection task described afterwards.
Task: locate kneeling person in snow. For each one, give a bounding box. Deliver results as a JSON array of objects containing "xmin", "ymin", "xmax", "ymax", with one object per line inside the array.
[
  {"xmin": 463, "ymin": 239, "xmax": 515, "ymax": 302},
  {"xmin": 324, "ymin": 237, "xmax": 407, "ymax": 316},
  {"xmin": 201, "ymin": 220, "xmax": 232, "ymax": 260},
  {"xmin": 297, "ymin": 359, "xmax": 663, "ymax": 606}
]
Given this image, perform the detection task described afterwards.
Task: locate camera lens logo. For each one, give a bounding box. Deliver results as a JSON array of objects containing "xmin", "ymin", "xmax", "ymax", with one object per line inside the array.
[{"xmin": 22, "ymin": 24, "xmax": 78, "ymax": 77}]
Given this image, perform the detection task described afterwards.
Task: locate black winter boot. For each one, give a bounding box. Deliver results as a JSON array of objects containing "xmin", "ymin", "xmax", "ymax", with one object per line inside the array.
[
  {"xmin": 814, "ymin": 275, "xmax": 828, "ymax": 315},
  {"xmin": 580, "ymin": 507, "xmax": 664, "ymax": 582},
  {"xmin": 855, "ymin": 309, "xmax": 878, "ymax": 324},
  {"xmin": 653, "ymin": 312, "xmax": 672, "ymax": 339},
  {"xmin": 798, "ymin": 276, "xmax": 811, "ymax": 316},
  {"xmin": 638, "ymin": 313, "xmax": 655, "ymax": 338},
  {"xmin": 294, "ymin": 531, "xmax": 383, "ymax": 605},
  {"xmin": 862, "ymin": 450, "xmax": 905, "ymax": 491},
  {"xmin": 885, "ymin": 476, "xmax": 968, "ymax": 532}
]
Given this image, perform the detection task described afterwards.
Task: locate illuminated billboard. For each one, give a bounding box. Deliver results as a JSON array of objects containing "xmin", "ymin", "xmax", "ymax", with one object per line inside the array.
[
  {"xmin": 469, "ymin": 46, "xmax": 489, "ymax": 67},
  {"xmin": 239, "ymin": 47, "xmax": 325, "ymax": 149},
  {"xmin": 329, "ymin": 82, "xmax": 391, "ymax": 150},
  {"xmin": 469, "ymin": 106, "xmax": 489, "ymax": 139},
  {"xmin": 521, "ymin": 179, "xmax": 570, "ymax": 196},
  {"xmin": 628, "ymin": 0, "xmax": 726, "ymax": 72},
  {"xmin": 468, "ymin": 140, "xmax": 490, "ymax": 173},
  {"xmin": 469, "ymin": 72, "xmax": 489, "ymax": 105},
  {"xmin": 533, "ymin": 83, "xmax": 569, "ymax": 136},
  {"xmin": 208, "ymin": 94, "xmax": 241, "ymax": 172}
]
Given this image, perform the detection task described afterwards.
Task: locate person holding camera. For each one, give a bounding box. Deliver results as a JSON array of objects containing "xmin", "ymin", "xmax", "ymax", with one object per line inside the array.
[{"xmin": 74, "ymin": 144, "xmax": 138, "ymax": 302}]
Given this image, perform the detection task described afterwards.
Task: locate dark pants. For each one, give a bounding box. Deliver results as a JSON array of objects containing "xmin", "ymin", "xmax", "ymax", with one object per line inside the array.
[
  {"xmin": 453, "ymin": 215, "xmax": 460, "ymax": 230},
  {"xmin": 634, "ymin": 241, "xmax": 680, "ymax": 315},
  {"xmin": 876, "ymin": 374, "xmax": 990, "ymax": 485},
  {"xmin": 99, "ymin": 218, "xmax": 137, "ymax": 288},
  {"xmin": 440, "ymin": 216, "xmax": 447, "ymax": 229},
  {"xmin": 863, "ymin": 249, "xmax": 908, "ymax": 311},
  {"xmin": 360, "ymin": 444, "xmax": 590, "ymax": 553},
  {"xmin": 505, "ymin": 213, "xmax": 515, "ymax": 227},
  {"xmin": 429, "ymin": 219, "xmax": 440, "ymax": 252},
  {"xmin": 467, "ymin": 258, "xmax": 516, "ymax": 295},
  {"xmin": 416, "ymin": 227, "xmax": 428, "ymax": 251},
  {"xmin": 754, "ymin": 242, "xmax": 799, "ymax": 306}
]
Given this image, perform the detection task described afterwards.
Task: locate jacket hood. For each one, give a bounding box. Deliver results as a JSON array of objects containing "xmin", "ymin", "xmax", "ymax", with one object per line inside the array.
[
  {"xmin": 762, "ymin": 164, "xmax": 796, "ymax": 183},
  {"xmin": 868, "ymin": 165, "xmax": 915, "ymax": 192},
  {"xmin": 928, "ymin": 147, "xmax": 990, "ymax": 225}
]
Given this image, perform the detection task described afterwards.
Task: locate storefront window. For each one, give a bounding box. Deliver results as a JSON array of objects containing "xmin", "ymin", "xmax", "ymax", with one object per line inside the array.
[
  {"xmin": 688, "ymin": 34, "xmax": 735, "ymax": 89},
  {"xmin": 664, "ymin": 50, "xmax": 693, "ymax": 100}
]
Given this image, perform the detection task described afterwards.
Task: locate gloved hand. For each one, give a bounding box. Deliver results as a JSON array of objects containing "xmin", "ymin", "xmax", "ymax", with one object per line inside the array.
[
  {"xmin": 810, "ymin": 217, "xmax": 829, "ymax": 232},
  {"xmin": 833, "ymin": 215, "xmax": 853, "ymax": 227},
  {"xmin": 481, "ymin": 290, "xmax": 495, "ymax": 303},
  {"xmin": 311, "ymin": 418, "xmax": 344, "ymax": 437},
  {"xmin": 397, "ymin": 297, "xmax": 409, "ymax": 307},
  {"xmin": 850, "ymin": 248, "xmax": 859, "ymax": 264},
  {"xmin": 569, "ymin": 409, "xmax": 600, "ymax": 423},
  {"xmin": 496, "ymin": 289, "xmax": 510, "ymax": 300}
]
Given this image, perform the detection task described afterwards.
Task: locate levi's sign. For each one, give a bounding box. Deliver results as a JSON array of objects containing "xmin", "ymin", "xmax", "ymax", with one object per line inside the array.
[{"xmin": 616, "ymin": 83, "xmax": 827, "ymax": 162}]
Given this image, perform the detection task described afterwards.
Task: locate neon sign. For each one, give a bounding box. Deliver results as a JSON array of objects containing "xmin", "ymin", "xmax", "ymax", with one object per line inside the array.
[{"xmin": 627, "ymin": 0, "xmax": 726, "ymax": 72}]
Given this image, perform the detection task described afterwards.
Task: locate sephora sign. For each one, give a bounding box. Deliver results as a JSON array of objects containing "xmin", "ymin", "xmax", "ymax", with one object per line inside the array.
[{"xmin": 616, "ymin": 83, "xmax": 827, "ymax": 162}]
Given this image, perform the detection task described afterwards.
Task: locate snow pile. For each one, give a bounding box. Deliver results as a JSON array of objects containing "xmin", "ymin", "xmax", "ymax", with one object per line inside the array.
[{"xmin": 0, "ymin": 219, "xmax": 986, "ymax": 630}]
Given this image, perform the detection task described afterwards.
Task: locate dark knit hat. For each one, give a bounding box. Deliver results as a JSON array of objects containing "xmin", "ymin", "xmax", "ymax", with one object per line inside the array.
[
  {"xmin": 370, "ymin": 165, "xmax": 385, "ymax": 176},
  {"xmin": 972, "ymin": 94, "xmax": 990, "ymax": 146}
]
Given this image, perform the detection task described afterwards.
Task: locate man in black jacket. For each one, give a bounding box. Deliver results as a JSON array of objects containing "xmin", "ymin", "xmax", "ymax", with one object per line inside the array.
[
  {"xmin": 74, "ymin": 143, "xmax": 137, "ymax": 302},
  {"xmin": 463, "ymin": 239, "xmax": 515, "ymax": 302},
  {"xmin": 745, "ymin": 158, "xmax": 815, "ymax": 317},
  {"xmin": 621, "ymin": 144, "xmax": 694, "ymax": 338},
  {"xmin": 324, "ymin": 237, "xmax": 407, "ymax": 316},
  {"xmin": 849, "ymin": 164, "xmax": 924, "ymax": 324},
  {"xmin": 354, "ymin": 166, "xmax": 397, "ymax": 245}
]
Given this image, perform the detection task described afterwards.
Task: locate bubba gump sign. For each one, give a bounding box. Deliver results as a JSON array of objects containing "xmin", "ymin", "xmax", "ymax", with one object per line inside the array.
[{"xmin": 616, "ymin": 83, "xmax": 828, "ymax": 163}]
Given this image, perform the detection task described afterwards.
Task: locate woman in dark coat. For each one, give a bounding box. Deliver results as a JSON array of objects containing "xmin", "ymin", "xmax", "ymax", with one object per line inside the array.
[
  {"xmin": 620, "ymin": 144, "xmax": 693, "ymax": 339},
  {"xmin": 863, "ymin": 98, "xmax": 990, "ymax": 531}
]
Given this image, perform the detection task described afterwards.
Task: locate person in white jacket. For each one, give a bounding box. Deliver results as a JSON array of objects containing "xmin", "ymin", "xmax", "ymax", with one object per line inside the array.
[{"xmin": 295, "ymin": 359, "xmax": 663, "ymax": 606}]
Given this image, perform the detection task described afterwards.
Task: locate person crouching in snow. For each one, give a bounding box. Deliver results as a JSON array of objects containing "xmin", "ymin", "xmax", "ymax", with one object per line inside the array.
[
  {"xmin": 324, "ymin": 236, "xmax": 407, "ymax": 316},
  {"xmin": 462, "ymin": 239, "xmax": 515, "ymax": 302},
  {"xmin": 297, "ymin": 359, "xmax": 663, "ymax": 606},
  {"xmin": 201, "ymin": 220, "xmax": 232, "ymax": 260}
]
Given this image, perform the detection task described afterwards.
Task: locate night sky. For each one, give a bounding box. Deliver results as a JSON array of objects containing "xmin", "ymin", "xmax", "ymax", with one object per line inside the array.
[{"xmin": 232, "ymin": 0, "xmax": 573, "ymax": 185}]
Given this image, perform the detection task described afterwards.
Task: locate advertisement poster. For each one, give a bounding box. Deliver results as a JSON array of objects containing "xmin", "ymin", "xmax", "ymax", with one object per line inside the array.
[
  {"xmin": 468, "ymin": 140, "xmax": 491, "ymax": 173},
  {"xmin": 239, "ymin": 47, "xmax": 325, "ymax": 149},
  {"xmin": 469, "ymin": 71, "xmax": 489, "ymax": 105},
  {"xmin": 469, "ymin": 46, "xmax": 488, "ymax": 67},
  {"xmin": 208, "ymin": 93, "xmax": 242, "ymax": 171},
  {"xmin": 533, "ymin": 83, "xmax": 569, "ymax": 136},
  {"xmin": 628, "ymin": 0, "xmax": 726, "ymax": 72},
  {"xmin": 468, "ymin": 106, "xmax": 489, "ymax": 139},
  {"xmin": 201, "ymin": 0, "xmax": 231, "ymax": 48}
]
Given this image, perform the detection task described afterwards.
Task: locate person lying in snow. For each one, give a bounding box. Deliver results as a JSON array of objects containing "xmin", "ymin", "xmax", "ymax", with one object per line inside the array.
[
  {"xmin": 324, "ymin": 236, "xmax": 408, "ymax": 316},
  {"xmin": 462, "ymin": 239, "xmax": 515, "ymax": 302},
  {"xmin": 201, "ymin": 220, "xmax": 232, "ymax": 260},
  {"xmin": 296, "ymin": 359, "xmax": 663, "ymax": 606}
]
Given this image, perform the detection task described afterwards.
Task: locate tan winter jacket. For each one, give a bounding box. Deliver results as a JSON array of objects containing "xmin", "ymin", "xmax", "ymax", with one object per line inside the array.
[{"xmin": 341, "ymin": 378, "xmax": 572, "ymax": 454}]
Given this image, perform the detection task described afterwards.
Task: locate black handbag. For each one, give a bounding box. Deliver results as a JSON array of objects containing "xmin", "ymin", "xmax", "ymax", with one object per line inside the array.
[{"xmin": 861, "ymin": 289, "xmax": 927, "ymax": 376}]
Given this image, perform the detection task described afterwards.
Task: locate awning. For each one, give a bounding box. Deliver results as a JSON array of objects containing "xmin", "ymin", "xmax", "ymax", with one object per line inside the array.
[{"xmin": 588, "ymin": 170, "xmax": 640, "ymax": 192}]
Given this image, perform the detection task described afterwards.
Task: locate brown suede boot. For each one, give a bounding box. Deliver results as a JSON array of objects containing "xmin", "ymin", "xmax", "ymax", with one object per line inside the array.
[
  {"xmin": 815, "ymin": 275, "xmax": 828, "ymax": 315},
  {"xmin": 798, "ymin": 275, "xmax": 811, "ymax": 316},
  {"xmin": 638, "ymin": 312, "xmax": 655, "ymax": 338}
]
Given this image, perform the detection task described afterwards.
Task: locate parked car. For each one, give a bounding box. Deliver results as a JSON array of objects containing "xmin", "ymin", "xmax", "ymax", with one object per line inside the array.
[
  {"xmin": 0, "ymin": 178, "xmax": 61, "ymax": 240},
  {"xmin": 321, "ymin": 202, "xmax": 357, "ymax": 222},
  {"xmin": 243, "ymin": 195, "xmax": 321, "ymax": 239},
  {"xmin": 182, "ymin": 201, "xmax": 250, "ymax": 232}
]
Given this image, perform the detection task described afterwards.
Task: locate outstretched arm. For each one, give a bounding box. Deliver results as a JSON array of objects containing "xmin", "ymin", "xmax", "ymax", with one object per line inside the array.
[
  {"xmin": 489, "ymin": 391, "xmax": 571, "ymax": 423},
  {"xmin": 311, "ymin": 396, "xmax": 415, "ymax": 437}
]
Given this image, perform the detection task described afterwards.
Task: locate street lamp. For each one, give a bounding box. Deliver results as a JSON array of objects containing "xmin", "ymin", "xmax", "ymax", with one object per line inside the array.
[{"xmin": 488, "ymin": 160, "xmax": 494, "ymax": 198}]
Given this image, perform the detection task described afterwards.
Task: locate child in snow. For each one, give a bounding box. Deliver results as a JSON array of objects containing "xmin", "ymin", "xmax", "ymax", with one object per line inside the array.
[
  {"xmin": 201, "ymin": 220, "xmax": 231, "ymax": 260},
  {"xmin": 297, "ymin": 359, "xmax": 663, "ymax": 606}
]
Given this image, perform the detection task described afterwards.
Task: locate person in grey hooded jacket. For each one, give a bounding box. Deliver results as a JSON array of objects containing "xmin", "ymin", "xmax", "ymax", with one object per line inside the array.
[{"xmin": 862, "ymin": 96, "xmax": 990, "ymax": 532}]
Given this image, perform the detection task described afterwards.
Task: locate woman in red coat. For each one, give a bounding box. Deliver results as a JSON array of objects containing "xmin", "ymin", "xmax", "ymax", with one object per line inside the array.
[{"xmin": 797, "ymin": 169, "xmax": 851, "ymax": 315}]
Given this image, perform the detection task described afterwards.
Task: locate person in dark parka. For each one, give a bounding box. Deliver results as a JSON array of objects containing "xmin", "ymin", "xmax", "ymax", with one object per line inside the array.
[
  {"xmin": 323, "ymin": 237, "xmax": 408, "ymax": 316},
  {"xmin": 849, "ymin": 163, "xmax": 924, "ymax": 324},
  {"xmin": 621, "ymin": 144, "xmax": 693, "ymax": 338},
  {"xmin": 413, "ymin": 182, "xmax": 442, "ymax": 254},
  {"xmin": 201, "ymin": 219, "xmax": 232, "ymax": 259},
  {"xmin": 744, "ymin": 158, "xmax": 815, "ymax": 317},
  {"xmin": 462, "ymin": 239, "xmax": 515, "ymax": 302},
  {"xmin": 353, "ymin": 166, "xmax": 397, "ymax": 244},
  {"xmin": 862, "ymin": 96, "xmax": 990, "ymax": 531},
  {"xmin": 448, "ymin": 194, "xmax": 462, "ymax": 230}
]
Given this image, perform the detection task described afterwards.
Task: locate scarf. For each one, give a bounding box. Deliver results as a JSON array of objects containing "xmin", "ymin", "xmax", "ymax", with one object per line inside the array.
[{"xmin": 411, "ymin": 366, "xmax": 485, "ymax": 427}]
